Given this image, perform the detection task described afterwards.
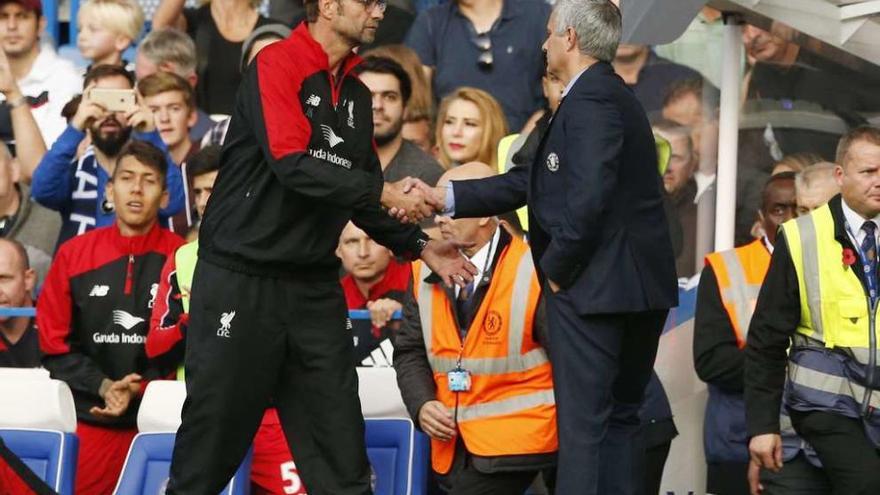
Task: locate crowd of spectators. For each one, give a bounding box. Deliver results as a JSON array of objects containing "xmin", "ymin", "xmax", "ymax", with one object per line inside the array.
[{"xmin": 0, "ymin": 0, "xmax": 879, "ymax": 493}]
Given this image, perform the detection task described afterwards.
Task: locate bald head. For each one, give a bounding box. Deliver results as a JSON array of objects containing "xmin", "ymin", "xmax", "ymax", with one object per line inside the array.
[
  {"xmin": 0, "ymin": 238, "xmax": 29, "ymax": 271},
  {"xmin": 435, "ymin": 162, "xmax": 498, "ymax": 255},
  {"xmin": 437, "ymin": 162, "xmax": 497, "ymax": 187},
  {"xmin": 796, "ymin": 162, "xmax": 840, "ymax": 215}
]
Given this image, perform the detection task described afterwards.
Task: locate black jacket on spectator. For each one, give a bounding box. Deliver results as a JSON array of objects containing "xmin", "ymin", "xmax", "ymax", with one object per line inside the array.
[
  {"xmin": 37, "ymin": 224, "xmax": 183, "ymax": 427},
  {"xmin": 0, "ymin": 319, "xmax": 40, "ymax": 368},
  {"xmin": 695, "ymin": 264, "xmax": 746, "ymax": 392},
  {"xmin": 199, "ymin": 23, "xmax": 427, "ymax": 278}
]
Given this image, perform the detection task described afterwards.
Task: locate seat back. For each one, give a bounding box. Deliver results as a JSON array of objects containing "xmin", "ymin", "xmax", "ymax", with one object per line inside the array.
[
  {"xmin": 0, "ymin": 368, "xmax": 76, "ymax": 432},
  {"xmin": 121, "ymin": 381, "xmax": 250, "ymax": 494},
  {"xmin": 0, "ymin": 429, "xmax": 78, "ymax": 495},
  {"xmin": 41, "ymin": 0, "xmax": 60, "ymax": 46},
  {"xmin": 113, "ymin": 432, "xmax": 251, "ymax": 495},
  {"xmin": 357, "ymin": 367, "xmax": 408, "ymax": 419},
  {"xmin": 365, "ymin": 418, "xmax": 429, "ymax": 495},
  {"xmin": 0, "ymin": 369, "xmax": 79, "ymax": 494}
]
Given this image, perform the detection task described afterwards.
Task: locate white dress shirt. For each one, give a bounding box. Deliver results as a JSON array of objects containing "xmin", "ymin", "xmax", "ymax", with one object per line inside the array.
[
  {"xmin": 456, "ymin": 228, "xmax": 501, "ymax": 299},
  {"xmin": 841, "ymin": 198, "xmax": 880, "ymax": 249}
]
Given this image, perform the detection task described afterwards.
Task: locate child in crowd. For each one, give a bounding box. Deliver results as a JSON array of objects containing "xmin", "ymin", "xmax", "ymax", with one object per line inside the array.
[{"xmin": 77, "ymin": 0, "xmax": 145, "ymax": 67}]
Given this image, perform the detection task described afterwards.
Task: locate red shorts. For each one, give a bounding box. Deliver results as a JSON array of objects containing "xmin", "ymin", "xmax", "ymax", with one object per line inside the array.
[
  {"xmin": 75, "ymin": 422, "xmax": 137, "ymax": 495},
  {"xmin": 250, "ymin": 409, "xmax": 307, "ymax": 494}
]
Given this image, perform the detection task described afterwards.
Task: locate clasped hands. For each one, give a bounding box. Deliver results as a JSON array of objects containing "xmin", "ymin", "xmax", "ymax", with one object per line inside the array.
[
  {"xmin": 381, "ymin": 177, "xmax": 445, "ymax": 224},
  {"xmin": 92, "ymin": 373, "xmax": 142, "ymax": 419},
  {"xmin": 382, "ymin": 177, "xmax": 478, "ymax": 289}
]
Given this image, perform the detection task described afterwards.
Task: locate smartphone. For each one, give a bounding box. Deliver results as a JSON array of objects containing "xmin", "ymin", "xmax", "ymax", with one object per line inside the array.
[{"xmin": 89, "ymin": 88, "xmax": 135, "ymax": 112}]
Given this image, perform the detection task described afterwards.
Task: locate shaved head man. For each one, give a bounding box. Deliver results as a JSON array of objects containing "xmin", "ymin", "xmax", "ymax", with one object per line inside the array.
[
  {"xmin": 0, "ymin": 238, "xmax": 39, "ymax": 367},
  {"xmin": 435, "ymin": 162, "xmax": 499, "ymax": 256}
]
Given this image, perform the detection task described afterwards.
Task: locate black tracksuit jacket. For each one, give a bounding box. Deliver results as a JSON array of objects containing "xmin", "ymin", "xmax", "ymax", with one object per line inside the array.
[{"xmin": 199, "ymin": 22, "xmax": 427, "ymax": 277}]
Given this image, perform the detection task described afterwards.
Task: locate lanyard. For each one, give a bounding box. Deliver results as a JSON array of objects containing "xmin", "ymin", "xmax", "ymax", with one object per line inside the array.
[
  {"xmin": 455, "ymin": 232, "xmax": 498, "ymax": 365},
  {"xmin": 845, "ymin": 221, "xmax": 879, "ymax": 301}
]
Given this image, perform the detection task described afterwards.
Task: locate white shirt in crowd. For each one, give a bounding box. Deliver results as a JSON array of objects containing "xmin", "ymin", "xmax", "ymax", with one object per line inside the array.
[
  {"xmin": 456, "ymin": 227, "xmax": 501, "ymax": 299},
  {"xmin": 14, "ymin": 43, "xmax": 83, "ymax": 148}
]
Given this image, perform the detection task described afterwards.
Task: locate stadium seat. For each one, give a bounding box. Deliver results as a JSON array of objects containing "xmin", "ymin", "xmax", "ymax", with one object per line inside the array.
[
  {"xmin": 358, "ymin": 366, "xmax": 408, "ymax": 419},
  {"xmin": 114, "ymin": 380, "xmax": 251, "ymax": 495},
  {"xmin": 113, "ymin": 432, "xmax": 252, "ymax": 495},
  {"xmin": 0, "ymin": 429, "xmax": 78, "ymax": 494},
  {"xmin": 0, "ymin": 368, "xmax": 79, "ymax": 495},
  {"xmin": 365, "ymin": 418, "xmax": 429, "ymax": 495},
  {"xmin": 41, "ymin": 0, "xmax": 60, "ymax": 46}
]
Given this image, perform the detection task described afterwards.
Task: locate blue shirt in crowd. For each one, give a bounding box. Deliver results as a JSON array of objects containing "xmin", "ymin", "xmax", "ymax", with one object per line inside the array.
[
  {"xmin": 406, "ymin": 0, "xmax": 551, "ymax": 131},
  {"xmin": 30, "ymin": 125, "xmax": 186, "ymax": 248}
]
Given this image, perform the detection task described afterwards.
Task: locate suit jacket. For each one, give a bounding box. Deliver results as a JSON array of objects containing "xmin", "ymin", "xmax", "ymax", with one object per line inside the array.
[{"xmin": 454, "ymin": 61, "xmax": 678, "ymax": 315}]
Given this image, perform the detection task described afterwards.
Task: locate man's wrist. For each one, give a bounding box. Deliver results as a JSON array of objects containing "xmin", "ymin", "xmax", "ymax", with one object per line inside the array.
[
  {"xmin": 414, "ymin": 235, "xmax": 430, "ymax": 258},
  {"xmin": 5, "ymin": 91, "xmax": 26, "ymax": 109},
  {"xmin": 98, "ymin": 378, "xmax": 113, "ymax": 398}
]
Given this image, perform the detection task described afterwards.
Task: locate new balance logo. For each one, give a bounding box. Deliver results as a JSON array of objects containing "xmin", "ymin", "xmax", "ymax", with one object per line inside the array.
[
  {"xmin": 89, "ymin": 285, "xmax": 110, "ymax": 297},
  {"xmin": 113, "ymin": 310, "xmax": 145, "ymax": 330},
  {"xmin": 217, "ymin": 311, "xmax": 235, "ymax": 338},
  {"xmin": 321, "ymin": 125, "xmax": 344, "ymax": 148},
  {"xmin": 306, "ymin": 94, "xmax": 321, "ymax": 107}
]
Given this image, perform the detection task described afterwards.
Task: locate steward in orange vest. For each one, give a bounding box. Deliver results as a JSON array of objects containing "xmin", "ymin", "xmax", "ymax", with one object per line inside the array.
[
  {"xmin": 394, "ymin": 224, "xmax": 557, "ymax": 491},
  {"xmin": 695, "ymin": 173, "xmax": 825, "ymax": 495}
]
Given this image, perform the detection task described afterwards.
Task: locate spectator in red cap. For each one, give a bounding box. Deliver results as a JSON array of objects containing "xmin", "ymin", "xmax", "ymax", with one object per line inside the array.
[{"xmin": 0, "ymin": 0, "xmax": 81, "ymax": 175}]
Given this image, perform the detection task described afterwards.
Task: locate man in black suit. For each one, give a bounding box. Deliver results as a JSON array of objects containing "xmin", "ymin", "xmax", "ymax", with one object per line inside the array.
[{"xmin": 398, "ymin": 1, "xmax": 678, "ymax": 493}]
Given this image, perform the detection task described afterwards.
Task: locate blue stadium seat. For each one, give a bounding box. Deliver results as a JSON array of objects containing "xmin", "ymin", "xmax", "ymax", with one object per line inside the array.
[
  {"xmin": 365, "ymin": 418, "xmax": 429, "ymax": 495},
  {"xmin": 113, "ymin": 432, "xmax": 252, "ymax": 495},
  {"xmin": 68, "ymin": 0, "xmax": 80, "ymax": 46},
  {"xmin": 0, "ymin": 428, "xmax": 78, "ymax": 495},
  {"xmin": 41, "ymin": 0, "xmax": 60, "ymax": 46}
]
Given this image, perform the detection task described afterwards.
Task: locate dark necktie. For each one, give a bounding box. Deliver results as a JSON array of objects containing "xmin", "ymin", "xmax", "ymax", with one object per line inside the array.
[
  {"xmin": 862, "ymin": 221, "xmax": 877, "ymax": 297},
  {"xmin": 456, "ymin": 281, "xmax": 475, "ymax": 337}
]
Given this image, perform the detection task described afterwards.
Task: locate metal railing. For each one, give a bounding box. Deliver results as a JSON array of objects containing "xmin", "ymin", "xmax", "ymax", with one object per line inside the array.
[{"xmin": 0, "ymin": 308, "xmax": 401, "ymax": 320}]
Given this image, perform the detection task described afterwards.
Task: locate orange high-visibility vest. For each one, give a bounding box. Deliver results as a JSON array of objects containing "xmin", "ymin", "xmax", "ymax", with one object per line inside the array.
[
  {"xmin": 704, "ymin": 239, "xmax": 771, "ymax": 348},
  {"xmin": 412, "ymin": 235, "xmax": 557, "ymax": 474}
]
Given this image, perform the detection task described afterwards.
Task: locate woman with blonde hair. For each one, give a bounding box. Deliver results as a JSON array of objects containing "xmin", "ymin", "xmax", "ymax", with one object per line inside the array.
[
  {"xmin": 435, "ymin": 87, "xmax": 508, "ymax": 169},
  {"xmin": 153, "ymin": 0, "xmax": 275, "ymax": 115}
]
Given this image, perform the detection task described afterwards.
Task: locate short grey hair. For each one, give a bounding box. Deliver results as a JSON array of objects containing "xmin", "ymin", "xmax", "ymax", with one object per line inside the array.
[
  {"xmin": 795, "ymin": 162, "xmax": 837, "ymax": 192},
  {"xmin": 137, "ymin": 28, "xmax": 197, "ymax": 78},
  {"xmin": 553, "ymin": 0, "xmax": 621, "ymax": 63}
]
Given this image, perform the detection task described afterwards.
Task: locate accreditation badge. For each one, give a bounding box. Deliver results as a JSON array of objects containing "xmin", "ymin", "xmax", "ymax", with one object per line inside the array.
[{"xmin": 447, "ymin": 368, "xmax": 472, "ymax": 392}]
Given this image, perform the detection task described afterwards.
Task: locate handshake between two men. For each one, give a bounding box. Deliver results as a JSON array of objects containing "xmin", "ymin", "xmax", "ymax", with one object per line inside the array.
[
  {"xmin": 379, "ymin": 177, "xmax": 479, "ymax": 289},
  {"xmin": 381, "ymin": 177, "xmax": 445, "ymax": 224}
]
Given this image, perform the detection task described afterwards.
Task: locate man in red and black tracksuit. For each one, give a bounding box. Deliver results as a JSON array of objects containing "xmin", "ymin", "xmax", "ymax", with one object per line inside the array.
[
  {"xmin": 148, "ymin": 257, "xmax": 309, "ymax": 495},
  {"xmin": 165, "ymin": 0, "xmax": 476, "ymax": 493},
  {"xmin": 147, "ymin": 150, "xmax": 308, "ymax": 495},
  {"xmin": 37, "ymin": 141, "xmax": 184, "ymax": 495}
]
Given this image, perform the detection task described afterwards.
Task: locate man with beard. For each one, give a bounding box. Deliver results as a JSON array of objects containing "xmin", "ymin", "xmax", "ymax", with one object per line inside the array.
[
  {"xmin": 30, "ymin": 64, "xmax": 184, "ymax": 246},
  {"xmin": 359, "ymin": 55, "xmax": 443, "ymax": 186}
]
